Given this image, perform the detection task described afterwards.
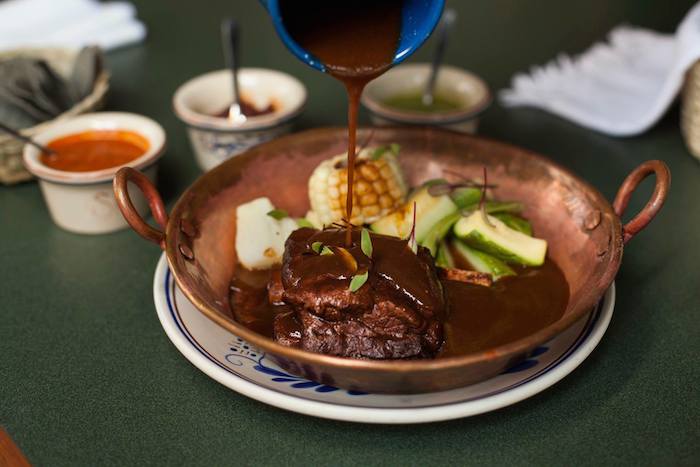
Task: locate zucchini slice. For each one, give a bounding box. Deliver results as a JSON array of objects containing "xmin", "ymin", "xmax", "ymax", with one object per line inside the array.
[
  {"xmin": 492, "ymin": 212, "xmax": 532, "ymax": 236},
  {"xmin": 371, "ymin": 187, "xmax": 458, "ymax": 243},
  {"xmin": 453, "ymin": 210, "xmax": 547, "ymax": 266},
  {"xmin": 452, "ymin": 239, "xmax": 515, "ymax": 280},
  {"xmin": 436, "ymin": 241, "xmax": 455, "ymax": 268}
]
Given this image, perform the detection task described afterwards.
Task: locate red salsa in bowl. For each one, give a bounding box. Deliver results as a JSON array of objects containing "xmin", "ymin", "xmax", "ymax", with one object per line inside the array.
[{"xmin": 40, "ymin": 130, "xmax": 150, "ymax": 172}]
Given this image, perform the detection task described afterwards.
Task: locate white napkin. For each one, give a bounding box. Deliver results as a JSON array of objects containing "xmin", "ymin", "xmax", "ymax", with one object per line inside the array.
[
  {"xmin": 0, "ymin": 0, "xmax": 146, "ymax": 52},
  {"xmin": 500, "ymin": 2, "xmax": 700, "ymax": 136}
]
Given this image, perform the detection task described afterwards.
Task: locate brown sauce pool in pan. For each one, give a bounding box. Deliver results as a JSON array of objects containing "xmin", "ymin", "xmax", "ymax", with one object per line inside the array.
[{"xmin": 229, "ymin": 258, "xmax": 569, "ymax": 358}]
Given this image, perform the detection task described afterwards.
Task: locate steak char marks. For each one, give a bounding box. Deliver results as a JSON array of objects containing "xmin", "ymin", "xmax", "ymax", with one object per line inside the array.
[{"xmin": 272, "ymin": 228, "xmax": 446, "ymax": 359}]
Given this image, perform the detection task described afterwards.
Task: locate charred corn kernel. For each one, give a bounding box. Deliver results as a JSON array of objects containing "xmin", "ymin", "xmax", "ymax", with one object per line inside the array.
[{"xmin": 308, "ymin": 147, "xmax": 407, "ymax": 226}]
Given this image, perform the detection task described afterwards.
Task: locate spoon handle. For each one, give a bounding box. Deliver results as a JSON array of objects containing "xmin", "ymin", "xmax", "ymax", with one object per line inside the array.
[
  {"xmin": 0, "ymin": 121, "xmax": 55, "ymax": 154},
  {"xmin": 424, "ymin": 9, "xmax": 456, "ymax": 103},
  {"xmin": 221, "ymin": 18, "xmax": 242, "ymax": 106}
]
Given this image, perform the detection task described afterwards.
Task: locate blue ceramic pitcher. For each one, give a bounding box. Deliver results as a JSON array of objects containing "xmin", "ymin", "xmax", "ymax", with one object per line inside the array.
[{"xmin": 259, "ymin": 0, "xmax": 445, "ymax": 72}]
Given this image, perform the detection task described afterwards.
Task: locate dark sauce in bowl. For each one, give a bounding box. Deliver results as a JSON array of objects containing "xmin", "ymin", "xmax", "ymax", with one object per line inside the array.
[{"xmin": 213, "ymin": 97, "xmax": 277, "ymax": 119}]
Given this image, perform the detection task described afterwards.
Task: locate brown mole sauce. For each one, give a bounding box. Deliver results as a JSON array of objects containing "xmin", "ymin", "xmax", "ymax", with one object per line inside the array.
[
  {"xmin": 230, "ymin": 268, "xmax": 283, "ymax": 338},
  {"xmin": 230, "ymin": 229, "xmax": 569, "ymax": 358},
  {"xmin": 279, "ymin": 0, "xmax": 403, "ymax": 245},
  {"xmin": 439, "ymin": 259, "xmax": 569, "ymax": 357}
]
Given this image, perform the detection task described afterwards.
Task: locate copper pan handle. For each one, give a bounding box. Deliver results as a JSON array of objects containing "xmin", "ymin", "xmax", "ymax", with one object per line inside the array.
[
  {"xmin": 113, "ymin": 167, "xmax": 169, "ymax": 249},
  {"xmin": 612, "ymin": 160, "xmax": 670, "ymax": 245}
]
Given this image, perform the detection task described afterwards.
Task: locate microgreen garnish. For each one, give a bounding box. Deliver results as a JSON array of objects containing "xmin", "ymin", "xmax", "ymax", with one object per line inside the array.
[
  {"xmin": 353, "ymin": 129, "xmax": 376, "ymax": 157},
  {"xmin": 425, "ymin": 170, "xmax": 497, "ymax": 198},
  {"xmin": 408, "ymin": 201, "xmax": 418, "ymax": 254},
  {"xmin": 311, "ymin": 241, "xmax": 335, "ymax": 256},
  {"xmin": 331, "ymin": 218, "xmax": 355, "ymax": 230},
  {"xmin": 360, "ymin": 228, "xmax": 373, "ymax": 258},
  {"xmin": 349, "ymin": 270, "xmax": 369, "ymax": 292},
  {"xmin": 479, "ymin": 167, "xmax": 495, "ymax": 228},
  {"xmin": 422, "ymin": 178, "xmax": 449, "ymax": 188},
  {"xmin": 426, "ymin": 182, "xmax": 453, "ymax": 196},
  {"xmin": 296, "ymin": 218, "xmax": 314, "ymax": 228},
  {"xmin": 370, "ymin": 143, "xmax": 401, "ymax": 160},
  {"xmin": 267, "ymin": 209, "xmax": 288, "ymax": 220},
  {"xmin": 370, "ymin": 147, "xmax": 387, "ymax": 160}
]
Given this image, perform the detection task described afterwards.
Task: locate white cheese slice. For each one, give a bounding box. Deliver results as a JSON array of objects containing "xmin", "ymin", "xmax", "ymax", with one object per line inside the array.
[{"xmin": 235, "ymin": 197, "xmax": 298, "ymax": 270}]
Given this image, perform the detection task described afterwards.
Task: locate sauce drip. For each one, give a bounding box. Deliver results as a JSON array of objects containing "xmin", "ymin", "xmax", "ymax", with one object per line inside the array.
[
  {"xmin": 40, "ymin": 130, "xmax": 149, "ymax": 172},
  {"xmin": 279, "ymin": 0, "xmax": 404, "ymax": 245}
]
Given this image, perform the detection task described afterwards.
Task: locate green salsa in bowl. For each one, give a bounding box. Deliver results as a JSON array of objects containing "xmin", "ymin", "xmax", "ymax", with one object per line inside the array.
[
  {"xmin": 361, "ymin": 63, "xmax": 491, "ymax": 133},
  {"xmin": 383, "ymin": 91, "xmax": 463, "ymax": 113}
]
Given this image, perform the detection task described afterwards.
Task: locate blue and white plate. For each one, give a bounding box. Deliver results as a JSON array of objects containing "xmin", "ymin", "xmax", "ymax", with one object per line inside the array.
[{"xmin": 153, "ymin": 253, "xmax": 614, "ymax": 424}]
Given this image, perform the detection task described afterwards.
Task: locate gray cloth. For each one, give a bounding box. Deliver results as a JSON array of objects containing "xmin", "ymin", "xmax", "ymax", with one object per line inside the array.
[{"xmin": 0, "ymin": 46, "xmax": 102, "ymax": 129}]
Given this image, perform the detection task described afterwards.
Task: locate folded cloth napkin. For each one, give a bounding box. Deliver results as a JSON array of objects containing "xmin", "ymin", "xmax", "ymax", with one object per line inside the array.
[
  {"xmin": 500, "ymin": 2, "xmax": 700, "ymax": 136},
  {"xmin": 0, "ymin": 47, "xmax": 102, "ymax": 128},
  {"xmin": 0, "ymin": 0, "xmax": 146, "ymax": 52}
]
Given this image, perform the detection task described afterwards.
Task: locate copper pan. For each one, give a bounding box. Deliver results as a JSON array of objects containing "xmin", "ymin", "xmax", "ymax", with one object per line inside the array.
[{"xmin": 114, "ymin": 127, "xmax": 669, "ymax": 394}]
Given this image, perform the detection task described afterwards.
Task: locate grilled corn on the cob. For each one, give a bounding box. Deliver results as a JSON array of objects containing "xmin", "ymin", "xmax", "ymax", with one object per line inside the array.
[{"xmin": 308, "ymin": 147, "xmax": 407, "ymax": 226}]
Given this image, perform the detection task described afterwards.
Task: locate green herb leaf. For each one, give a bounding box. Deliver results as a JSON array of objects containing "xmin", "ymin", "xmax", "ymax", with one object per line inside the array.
[
  {"xmin": 370, "ymin": 143, "xmax": 400, "ymax": 160},
  {"xmin": 422, "ymin": 178, "xmax": 448, "ymax": 188},
  {"xmin": 360, "ymin": 228, "xmax": 373, "ymax": 258},
  {"xmin": 320, "ymin": 246, "xmax": 334, "ymax": 256},
  {"xmin": 267, "ymin": 209, "xmax": 288, "ymax": 220},
  {"xmin": 370, "ymin": 146, "xmax": 388, "ymax": 160},
  {"xmin": 311, "ymin": 241, "xmax": 324, "ymax": 254},
  {"xmin": 296, "ymin": 218, "xmax": 314, "ymax": 228},
  {"xmin": 348, "ymin": 271, "xmax": 369, "ymax": 292}
]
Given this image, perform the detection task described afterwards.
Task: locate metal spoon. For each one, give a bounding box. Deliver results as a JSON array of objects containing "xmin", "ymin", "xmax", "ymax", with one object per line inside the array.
[
  {"xmin": 422, "ymin": 8, "xmax": 457, "ymax": 107},
  {"xmin": 0, "ymin": 121, "xmax": 55, "ymax": 154},
  {"xmin": 221, "ymin": 18, "xmax": 247, "ymax": 125}
]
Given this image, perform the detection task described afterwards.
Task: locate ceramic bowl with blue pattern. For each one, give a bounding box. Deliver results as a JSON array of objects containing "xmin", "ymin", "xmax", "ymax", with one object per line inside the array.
[{"xmin": 173, "ymin": 68, "xmax": 306, "ymax": 171}]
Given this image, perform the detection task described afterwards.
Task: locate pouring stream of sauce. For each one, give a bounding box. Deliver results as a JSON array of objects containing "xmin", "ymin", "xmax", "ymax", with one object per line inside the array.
[{"xmin": 279, "ymin": 0, "xmax": 404, "ymax": 245}]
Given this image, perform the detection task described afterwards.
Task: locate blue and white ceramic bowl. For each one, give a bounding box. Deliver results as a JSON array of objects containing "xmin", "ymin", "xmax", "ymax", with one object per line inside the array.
[{"xmin": 173, "ymin": 68, "xmax": 306, "ymax": 171}]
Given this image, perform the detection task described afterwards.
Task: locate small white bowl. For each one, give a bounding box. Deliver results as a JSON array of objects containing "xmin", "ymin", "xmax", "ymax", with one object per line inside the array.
[
  {"xmin": 173, "ymin": 68, "xmax": 307, "ymax": 171},
  {"xmin": 362, "ymin": 63, "xmax": 491, "ymax": 134},
  {"xmin": 23, "ymin": 112, "xmax": 166, "ymax": 234}
]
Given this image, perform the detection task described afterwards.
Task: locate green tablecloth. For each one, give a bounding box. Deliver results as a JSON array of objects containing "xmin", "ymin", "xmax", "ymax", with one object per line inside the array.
[{"xmin": 2, "ymin": 1, "xmax": 698, "ymax": 465}]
